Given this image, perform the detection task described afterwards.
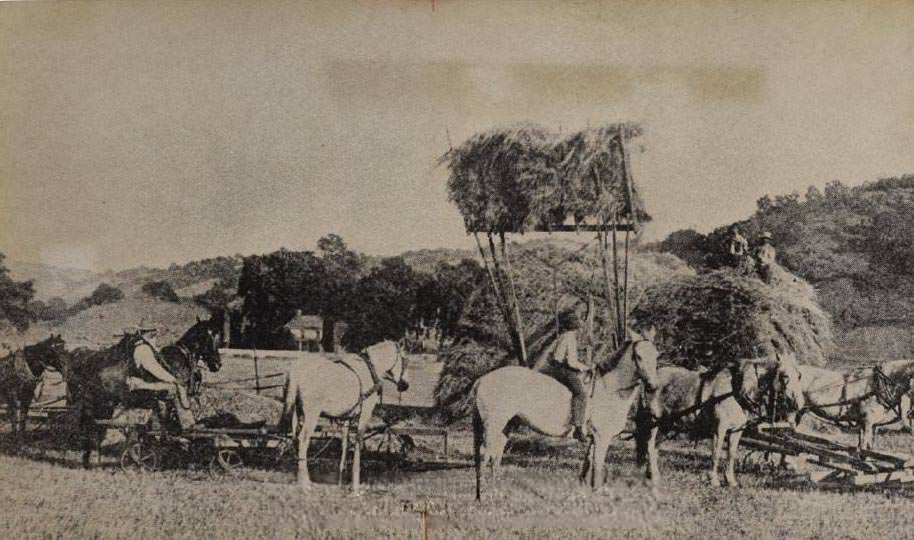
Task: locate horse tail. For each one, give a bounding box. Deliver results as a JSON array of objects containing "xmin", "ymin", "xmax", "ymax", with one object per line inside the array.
[
  {"xmin": 280, "ymin": 370, "xmax": 300, "ymax": 437},
  {"xmin": 473, "ymin": 404, "xmax": 483, "ymax": 501},
  {"xmin": 471, "ymin": 378, "xmax": 484, "ymax": 501}
]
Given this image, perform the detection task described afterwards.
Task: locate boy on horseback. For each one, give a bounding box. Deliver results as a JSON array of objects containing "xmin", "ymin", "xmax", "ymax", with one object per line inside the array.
[{"xmin": 551, "ymin": 309, "xmax": 592, "ymax": 442}]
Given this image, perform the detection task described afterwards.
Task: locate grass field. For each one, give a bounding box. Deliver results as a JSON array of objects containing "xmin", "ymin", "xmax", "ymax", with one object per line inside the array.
[
  {"xmin": 4, "ymin": 425, "xmax": 914, "ymax": 540},
  {"xmin": 7, "ymin": 339, "xmax": 914, "ymax": 538}
]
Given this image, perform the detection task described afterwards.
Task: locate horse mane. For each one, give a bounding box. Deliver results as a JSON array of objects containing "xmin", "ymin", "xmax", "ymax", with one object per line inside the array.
[{"xmin": 594, "ymin": 340, "xmax": 633, "ymax": 376}]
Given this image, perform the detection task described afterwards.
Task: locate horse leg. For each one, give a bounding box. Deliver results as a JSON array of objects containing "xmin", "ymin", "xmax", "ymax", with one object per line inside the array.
[
  {"xmin": 350, "ymin": 409, "xmax": 374, "ymax": 494},
  {"xmin": 709, "ymin": 426, "xmax": 724, "ymax": 487},
  {"xmin": 296, "ymin": 409, "xmax": 321, "ymax": 490},
  {"xmin": 590, "ymin": 435, "xmax": 612, "ymax": 490},
  {"xmin": 725, "ymin": 428, "xmax": 743, "ymax": 487},
  {"xmin": 485, "ymin": 425, "xmax": 508, "ymax": 481},
  {"xmin": 646, "ymin": 425, "xmax": 661, "ymax": 483}
]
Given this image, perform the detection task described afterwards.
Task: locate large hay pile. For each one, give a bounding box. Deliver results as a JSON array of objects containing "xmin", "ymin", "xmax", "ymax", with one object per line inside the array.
[
  {"xmin": 434, "ymin": 242, "xmax": 694, "ymax": 421},
  {"xmin": 630, "ymin": 265, "xmax": 833, "ymax": 368},
  {"xmin": 443, "ymin": 123, "xmax": 650, "ymax": 232}
]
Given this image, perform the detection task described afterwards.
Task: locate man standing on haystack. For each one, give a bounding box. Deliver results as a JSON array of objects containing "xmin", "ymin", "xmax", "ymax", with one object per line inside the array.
[
  {"xmin": 550, "ymin": 309, "xmax": 591, "ymax": 442},
  {"xmin": 727, "ymin": 225, "xmax": 752, "ymax": 274},
  {"xmin": 755, "ymin": 232, "xmax": 777, "ymax": 283}
]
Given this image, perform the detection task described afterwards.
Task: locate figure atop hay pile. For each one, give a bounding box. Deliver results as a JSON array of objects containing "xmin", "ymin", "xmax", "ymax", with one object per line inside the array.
[{"xmin": 631, "ymin": 233, "xmax": 834, "ymax": 369}]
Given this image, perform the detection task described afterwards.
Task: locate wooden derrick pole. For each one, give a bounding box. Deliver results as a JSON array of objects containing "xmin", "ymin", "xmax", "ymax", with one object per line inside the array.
[
  {"xmin": 610, "ymin": 212, "xmax": 624, "ymax": 342},
  {"xmin": 619, "ymin": 132, "xmax": 637, "ymax": 331},
  {"xmin": 500, "ymin": 233, "xmax": 528, "ymax": 366},
  {"xmin": 473, "ymin": 233, "xmax": 513, "ymax": 339}
]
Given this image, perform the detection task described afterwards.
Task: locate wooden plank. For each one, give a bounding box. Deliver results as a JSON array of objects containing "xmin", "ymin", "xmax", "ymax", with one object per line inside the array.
[{"xmin": 748, "ymin": 432, "xmax": 884, "ymax": 472}]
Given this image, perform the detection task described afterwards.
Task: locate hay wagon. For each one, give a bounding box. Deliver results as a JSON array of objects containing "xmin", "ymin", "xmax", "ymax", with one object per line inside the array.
[{"xmin": 741, "ymin": 421, "xmax": 914, "ymax": 487}]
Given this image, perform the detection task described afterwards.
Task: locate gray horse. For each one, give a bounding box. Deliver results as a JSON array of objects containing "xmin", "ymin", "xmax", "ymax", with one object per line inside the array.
[
  {"xmin": 796, "ymin": 360, "xmax": 914, "ymax": 451},
  {"xmin": 472, "ymin": 336, "xmax": 660, "ymax": 500},
  {"xmin": 634, "ymin": 353, "xmax": 805, "ymax": 487},
  {"xmin": 281, "ymin": 340, "xmax": 409, "ymax": 491}
]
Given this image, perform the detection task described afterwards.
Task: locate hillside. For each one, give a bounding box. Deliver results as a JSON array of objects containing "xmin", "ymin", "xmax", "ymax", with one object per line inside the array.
[
  {"xmin": 6, "ymin": 261, "xmax": 101, "ymax": 303},
  {"xmin": 654, "ymin": 175, "xmax": 914, "ymax": 328}
]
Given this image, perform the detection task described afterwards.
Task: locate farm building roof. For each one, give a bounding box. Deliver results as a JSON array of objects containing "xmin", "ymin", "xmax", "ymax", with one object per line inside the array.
[{"xmin": 283, "ymin": 311, "xmax": 323, "ymax": 331}]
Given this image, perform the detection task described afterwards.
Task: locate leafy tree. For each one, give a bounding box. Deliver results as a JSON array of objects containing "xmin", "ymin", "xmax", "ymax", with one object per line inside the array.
[
  {"xmin": 654, "ymin": 229, "xmax": 709, "ymax": 269},
  {"xmin": 0, "ymin": 253, "xmax": 35, "ymax": 330},
  {"xmin": 87, "ymin": 283, "xmax": 124, "ymax": 306},
  {"xmin": 29, "ymin": 296, "xmax": 68, "ymax": 321},
  {"xmin": 141, "ymin": 280, "xmax": 180, "ymax": 302},
  {"xmin": 865, "ymin": 203, "xmax": 914, "ymax": 275},
  {"xmin": 343, "ymin": 257, "xmax": 429, "ymax": 351},
  {"xmin": 236, "ymin": 249, "xmax": 329, "ymax": 348}
]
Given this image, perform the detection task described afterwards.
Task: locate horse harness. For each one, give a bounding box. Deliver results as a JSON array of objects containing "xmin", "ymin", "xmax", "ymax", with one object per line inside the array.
[
  {"xmin": 331, "ymin": 351, "xmax": 386, "ymax": 419},
  {"xmin": 803, "ymin": 366, "xmax": 910, "ymax": 428},
  {"xmin": 1, "ymin": 348, "xmax": 54, "ymax": 386}
]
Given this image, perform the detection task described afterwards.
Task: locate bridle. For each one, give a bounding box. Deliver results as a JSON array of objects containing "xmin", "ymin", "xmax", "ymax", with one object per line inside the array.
[{"xmin": 382, "ymin": 343, "xmax": 408, "ymax": 387}]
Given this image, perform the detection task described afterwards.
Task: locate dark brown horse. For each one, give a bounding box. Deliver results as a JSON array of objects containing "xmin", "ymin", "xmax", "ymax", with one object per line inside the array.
[
  {"xmin": 65, "ymin": 318, "xmax": 223, "ymax": 467},
  {"xmin": 0, "ymin": 334, "xmax": 67, "ymax": 440}
]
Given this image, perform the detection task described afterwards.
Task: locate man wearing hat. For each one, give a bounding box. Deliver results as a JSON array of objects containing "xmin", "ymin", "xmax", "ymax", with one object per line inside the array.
[
  {"xmin": 755, "ymin": 232, "xmax": 777, "ymax": 283},
  {"xmin": 550, "ymin": 309, "xmax": 592, "ymax": 442}
]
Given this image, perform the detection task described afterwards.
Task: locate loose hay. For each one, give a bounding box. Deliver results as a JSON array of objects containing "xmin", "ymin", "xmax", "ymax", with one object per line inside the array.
[
  {"xmin": 192, "ymin": 387, "xmax": 284, "ymax": 427},
  {"xmin": 630, "ymin": 266, "xmax": 834, "ymax": 368}
]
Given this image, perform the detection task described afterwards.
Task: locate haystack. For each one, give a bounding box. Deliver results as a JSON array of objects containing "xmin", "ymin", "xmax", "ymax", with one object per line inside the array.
[
  {"xmin": 434, "ymin": 242, "xmax": 694, "ymax": 420},
  {"xmin": 630, "ymin": 266, "xmax": 833, "ymax": 368}
]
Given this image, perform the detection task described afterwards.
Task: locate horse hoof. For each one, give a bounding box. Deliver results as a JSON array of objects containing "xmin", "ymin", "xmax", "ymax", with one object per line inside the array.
[
  {"xmin": 298, "ymin": 482, "xmax": 313, "ymax": 492},
  {"xmin": 709, "ymin": 478, "xmax": 721, "ymax": 488}
]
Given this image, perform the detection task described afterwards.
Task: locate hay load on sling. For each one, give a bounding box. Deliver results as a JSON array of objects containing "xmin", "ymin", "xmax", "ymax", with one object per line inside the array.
[{"xmin": 630, "ymin": 264, "xmax": 834, "ymax": 369}]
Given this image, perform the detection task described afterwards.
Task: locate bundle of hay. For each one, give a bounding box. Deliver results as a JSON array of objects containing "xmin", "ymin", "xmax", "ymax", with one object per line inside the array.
[
  {"xmin": 630, "ymin": 267, "xmax": 833, "ymax": 368},
  {"xmin": 434, "ymin": 339, "xmax": 510, "ymax": 422},
  {"xmin": 442, "ymin": 123, "xmax": 650, "ymax": 232},
  {"xmin": 192, "ymin": 387, "xmax": 284, "ymax": 427}
]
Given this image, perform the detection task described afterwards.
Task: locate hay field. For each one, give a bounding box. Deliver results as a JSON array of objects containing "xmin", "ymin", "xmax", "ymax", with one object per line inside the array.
[
  {"xmin": 4, "ymin": 427, "xmax": 914, "ymax": 539},
  {"xmin": 6, "ymin": 342, "xmax": 914, "ymax": 538}
]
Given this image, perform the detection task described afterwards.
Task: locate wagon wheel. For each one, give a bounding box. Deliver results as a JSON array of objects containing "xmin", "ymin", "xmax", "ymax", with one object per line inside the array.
[
  {"xmin": 120, "ymin": 440, "xmax": 161, "ymax": 472},
  {"xmin": 208, "ymin": 449, "xmax": 244, "ymax": 479}
]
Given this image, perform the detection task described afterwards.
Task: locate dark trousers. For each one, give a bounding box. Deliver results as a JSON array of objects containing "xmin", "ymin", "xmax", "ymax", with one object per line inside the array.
[{"xmin": 556, "ymin": 367, "xmax": 588, "ymax": 427}]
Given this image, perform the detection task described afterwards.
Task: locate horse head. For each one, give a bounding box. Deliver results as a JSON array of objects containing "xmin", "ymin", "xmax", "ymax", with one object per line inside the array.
[
  {"xmin": 366, "ymin": 340, "xmax": 409, "ymax": 393},
  {"xmin": 178, "ymin": 317, "xmax": 223, "ymax": 372},
  {"xmin": 597, "ymin": 329, "xmax": 661, "ymax": 393},
  {"xmin": 27, "ymin": 333, "xmax": 68, "ymax": 373},
  {"xmin": 736, "ymin": 351, "xmax": 805, "ymax": 414}
]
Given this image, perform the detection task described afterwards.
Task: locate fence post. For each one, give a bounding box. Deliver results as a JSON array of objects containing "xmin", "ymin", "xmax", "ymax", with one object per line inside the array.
[{"xmin": 253, "ymin": 348, "xmax": 261, "ymax": 395}]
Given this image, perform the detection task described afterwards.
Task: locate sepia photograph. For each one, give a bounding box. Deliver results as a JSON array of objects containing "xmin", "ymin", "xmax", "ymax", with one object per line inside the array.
[{"xmin": 1, "ymin": 1, "xmax": 913, "ymax": 538}]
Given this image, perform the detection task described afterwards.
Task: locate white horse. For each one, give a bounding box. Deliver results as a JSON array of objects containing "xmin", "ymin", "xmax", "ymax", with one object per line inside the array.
[
  {"xmin": 471, "ymin": 336, "xmax": 661, "ymax": 500},
  {"xmin": 281, "ymin": 340, "xmax": 409, "ymax": 491},
  {"xmin": 796, "ymin": 360, "xmax": 914, "ymax": 451}
]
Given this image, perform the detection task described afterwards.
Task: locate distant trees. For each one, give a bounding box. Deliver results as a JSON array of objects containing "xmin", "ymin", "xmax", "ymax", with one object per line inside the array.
[
  {"xmin": 68, "ymin": 283, "xmax": 124, "ymax": 313},
  {"xmin": 142, "ymin": 280, "xmax": 180, "ymax": 302},
  {"xmin": 0, "ymin": 253, "xmax": 35, "ymax": 330},
  {"xmin": 28, "ymin": 296, "xmax": 68, "ymax": 321}
]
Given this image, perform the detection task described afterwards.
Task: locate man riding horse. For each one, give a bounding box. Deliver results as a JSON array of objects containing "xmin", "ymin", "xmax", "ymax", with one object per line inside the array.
[{"xmin": 548, "ymin": 309, "xmax": 592, "ymax": 442}]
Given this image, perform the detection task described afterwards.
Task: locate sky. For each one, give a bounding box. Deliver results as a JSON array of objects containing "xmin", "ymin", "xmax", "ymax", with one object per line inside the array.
[{"xmin": 1, "ymin": 0, "xmax": 912, "ymax": 272}]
